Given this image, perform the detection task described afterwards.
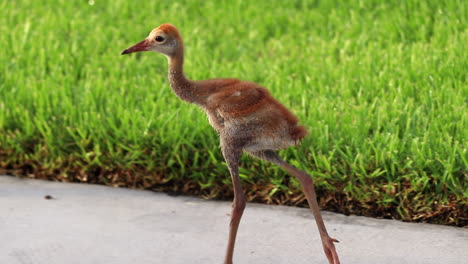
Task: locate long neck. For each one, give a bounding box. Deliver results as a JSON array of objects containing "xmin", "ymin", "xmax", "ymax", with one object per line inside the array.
[{"xmin": 167, "ymin": 50, "xmax": 197, "ymax": 104}]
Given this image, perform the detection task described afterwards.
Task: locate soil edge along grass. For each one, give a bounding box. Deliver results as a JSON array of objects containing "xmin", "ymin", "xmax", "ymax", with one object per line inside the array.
[{"xmin": 0, "ymin": 0, "xmax": 466, "ymax": 226}]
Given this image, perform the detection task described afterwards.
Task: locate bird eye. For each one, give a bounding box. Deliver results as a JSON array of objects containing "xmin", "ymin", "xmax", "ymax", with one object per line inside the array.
[{"xmin": 155, "ymin": 36, "xmax": 165, "ymax": 42}]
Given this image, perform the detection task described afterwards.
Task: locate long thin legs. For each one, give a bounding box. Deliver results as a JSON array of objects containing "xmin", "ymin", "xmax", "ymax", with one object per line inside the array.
[
  {"xmin": 249, "ymin": 150, "xmax": 340, "ymax": 264},
  {"xmin": 221, "ymin": 143, "xmax": 246, "ymax": 264}
]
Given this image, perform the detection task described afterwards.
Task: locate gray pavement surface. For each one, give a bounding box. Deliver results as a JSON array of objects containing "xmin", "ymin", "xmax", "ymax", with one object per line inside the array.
[{"xmin": 0, "ymin": 175, "xmax": 467, "ymax": 264}]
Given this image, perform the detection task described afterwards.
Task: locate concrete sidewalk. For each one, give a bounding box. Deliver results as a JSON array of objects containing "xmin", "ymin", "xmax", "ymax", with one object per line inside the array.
[{"xmin": 0, "ymin": 176, "xmax": 466, "ymax": 264}]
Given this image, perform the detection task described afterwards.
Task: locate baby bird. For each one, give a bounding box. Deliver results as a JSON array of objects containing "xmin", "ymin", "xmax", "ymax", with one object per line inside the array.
[{"xmin": 122, "ymin": 23, "xmax": 340, "ymax": 264}]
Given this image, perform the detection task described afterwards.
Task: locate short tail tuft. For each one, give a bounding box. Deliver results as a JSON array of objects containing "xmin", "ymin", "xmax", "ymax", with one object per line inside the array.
[{"xmin": 290, "ymin": 125, "xmax": 308, "ymax": 144}]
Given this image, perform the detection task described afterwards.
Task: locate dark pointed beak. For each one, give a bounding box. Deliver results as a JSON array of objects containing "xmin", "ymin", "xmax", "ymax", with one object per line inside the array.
[{"xmin": 121, "ymin": 39, "xmax": 151, "ymax": 55}]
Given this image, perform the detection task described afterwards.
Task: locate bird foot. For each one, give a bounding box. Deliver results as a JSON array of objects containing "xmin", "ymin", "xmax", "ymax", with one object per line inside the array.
[{"xmin": 322, "ymin": 236, "xmax": 340, "ymax": 264}]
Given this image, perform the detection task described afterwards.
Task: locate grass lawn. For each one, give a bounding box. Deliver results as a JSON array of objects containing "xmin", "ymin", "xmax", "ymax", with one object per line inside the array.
[{"xmin": 0, "ymin": 0, "xmax": 466, "ymax": 226}]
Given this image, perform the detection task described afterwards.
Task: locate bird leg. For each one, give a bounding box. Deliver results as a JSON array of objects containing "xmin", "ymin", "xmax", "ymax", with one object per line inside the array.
[
  {"xmin": 221, "ymin": 143, "xmax": 246, "ymax": 264},
  {"xmin": 248, "ymin": 150, "xmax": 340, "ymax": 264}
]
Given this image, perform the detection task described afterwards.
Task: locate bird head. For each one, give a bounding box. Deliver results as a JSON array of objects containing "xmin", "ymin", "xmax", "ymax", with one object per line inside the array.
[{"xmin": 121, "ymin": 23, "xmax": 182, "ymax": 57}]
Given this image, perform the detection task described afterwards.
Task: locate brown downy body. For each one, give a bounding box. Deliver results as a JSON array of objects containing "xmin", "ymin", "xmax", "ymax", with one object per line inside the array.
[{"xmin": 136, "ymin": 24, "xmax": 308, "ymax": 151}]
